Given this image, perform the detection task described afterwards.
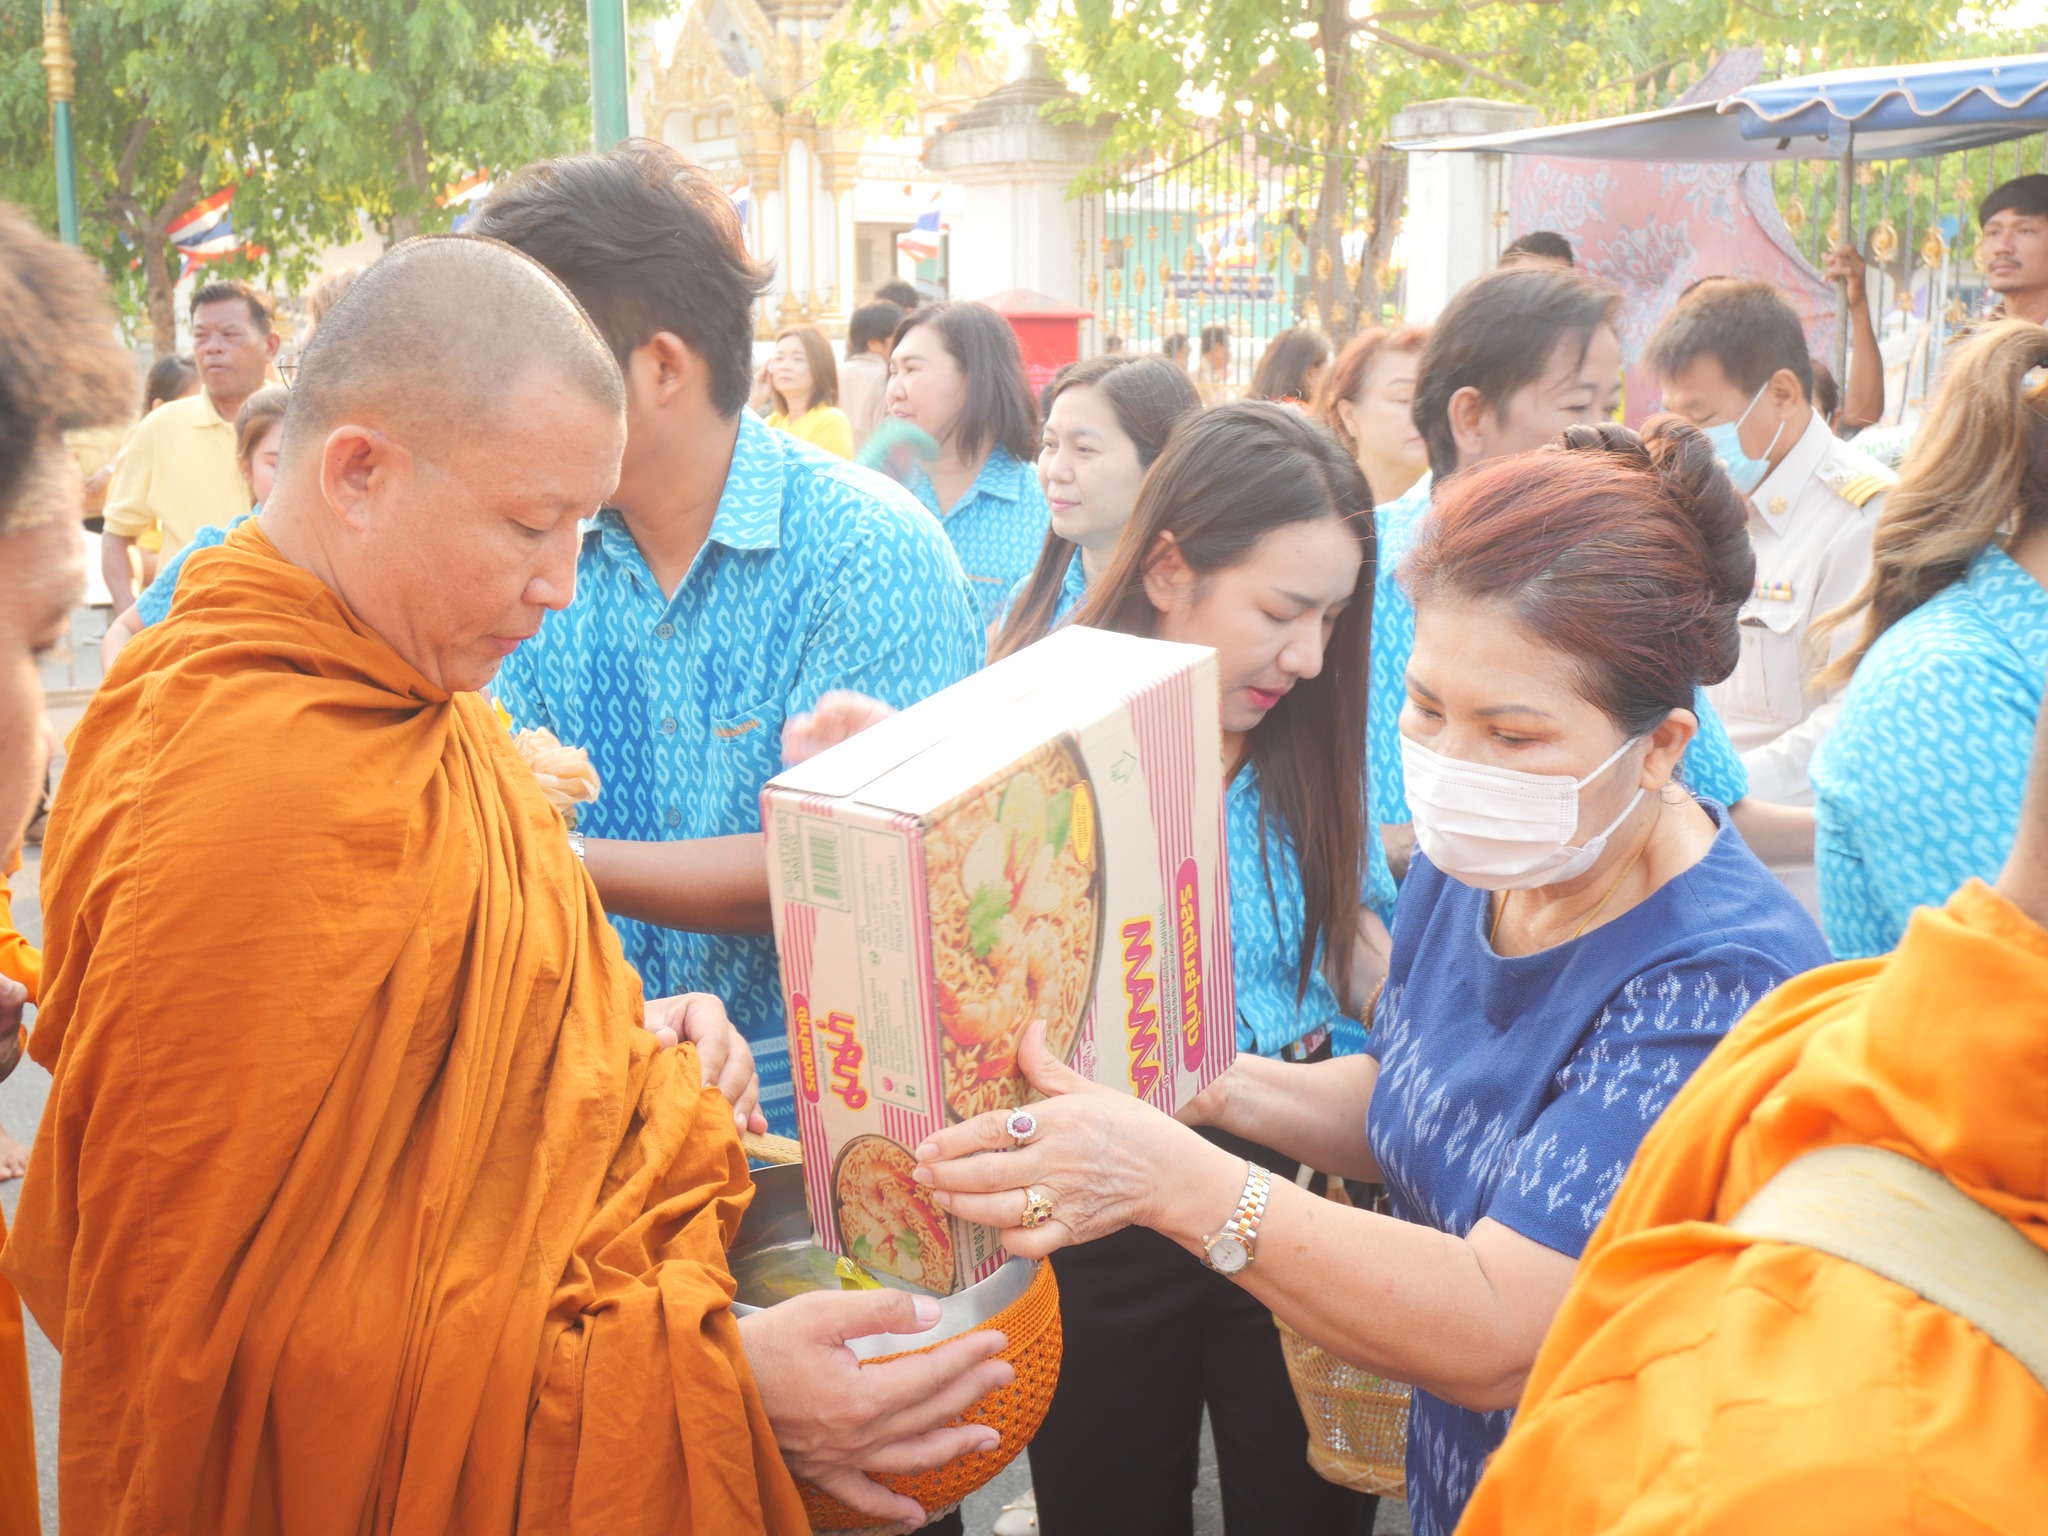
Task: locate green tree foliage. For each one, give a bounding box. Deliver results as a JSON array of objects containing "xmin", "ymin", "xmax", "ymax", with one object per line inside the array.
[
  {"xmin": 0, "ymin": 0, "xmax": 586, "ymax": 355},
  {"xmin": 0, "ymin": 0, "xmax": 300, "ymax": 352},
  {"xmin": 282, "ymin": 0, "xmax": 587, "ymax": 246}
]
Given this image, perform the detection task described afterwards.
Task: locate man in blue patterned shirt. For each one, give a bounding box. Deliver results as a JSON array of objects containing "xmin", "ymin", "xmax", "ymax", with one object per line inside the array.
[{"xmin": 475, "ymin": 144, "xmax": 982, "ymax": 1136}]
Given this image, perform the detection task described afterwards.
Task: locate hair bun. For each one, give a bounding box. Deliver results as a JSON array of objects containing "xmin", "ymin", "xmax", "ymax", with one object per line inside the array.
[
  {"xmin": 1639, "ymin": 413, "xmax": 1756, "ymax": 682},
  {"xmin": 1556, "ymin": 419, "xmax": 1652, "ymax": 468}
]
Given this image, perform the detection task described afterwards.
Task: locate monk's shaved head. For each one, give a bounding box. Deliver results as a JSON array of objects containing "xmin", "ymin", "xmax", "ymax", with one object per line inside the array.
[
  {"xmin": 262, "ymin": 233, "xmax": 624, "ymax": 694},
  {"xmin": 282, "ymin": 234, "xmax": 623, "ymax": 465}
]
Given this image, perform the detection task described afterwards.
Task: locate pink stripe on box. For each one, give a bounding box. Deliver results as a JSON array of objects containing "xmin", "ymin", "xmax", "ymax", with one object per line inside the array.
[{"xmin": 899, "ymin": 814, "xmax": 945, "ymax": 1129}]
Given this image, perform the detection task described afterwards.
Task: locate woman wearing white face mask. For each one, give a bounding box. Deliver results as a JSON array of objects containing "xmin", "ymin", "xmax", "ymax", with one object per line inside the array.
[
  {"xmin": 992, "ymin": 354, "xmax": 1200, "ymax": 660},
  {"xmin": 910, "ymin": 419, "xmax": 1832, "ymax": 1536}
]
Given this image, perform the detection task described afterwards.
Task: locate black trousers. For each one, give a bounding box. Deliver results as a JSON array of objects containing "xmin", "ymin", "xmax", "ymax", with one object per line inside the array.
[{"xmin": 1023, "ymin": 1128, "xmax": 1378, "ymax": 1536}]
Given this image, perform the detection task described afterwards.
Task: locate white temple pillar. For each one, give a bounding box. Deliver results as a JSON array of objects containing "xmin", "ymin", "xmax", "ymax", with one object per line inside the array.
[
  {"xmin": 785, "ymin": 136, "xmax": 814, "ymax": 316},
  {"xmin": 922, "ymin": 48, "xmax": 1109, "ymax": 306},
  {"xmin": 1389, "ymin": 98, "xmax": 1537, "ymax": 323}
]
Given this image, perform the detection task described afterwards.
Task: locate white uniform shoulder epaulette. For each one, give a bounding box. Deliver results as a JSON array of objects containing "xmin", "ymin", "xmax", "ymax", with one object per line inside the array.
[{"xmin": 1816, "ymin": 446, "xmax": 1897, "ymax": 510}]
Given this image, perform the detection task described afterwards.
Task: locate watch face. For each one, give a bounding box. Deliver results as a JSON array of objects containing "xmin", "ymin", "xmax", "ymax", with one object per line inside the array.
[{"xmin": 1208, "ymin": 1235, "xmax": 1249, "ymax": 1273}]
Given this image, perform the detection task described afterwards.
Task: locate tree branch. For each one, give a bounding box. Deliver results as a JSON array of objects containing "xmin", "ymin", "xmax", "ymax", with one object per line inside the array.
[
  {"xmin": 112, "ymin": 117, "xmax": 151, "ymax": 204},
  {"xmin": 149, "ymin": 166, "xmax": 205, "ymax": 241},
  {"xmin": 1594, "ymin": 57, "xmax": 1678, "ymax": 94},
  {"xmin": 1353, "ymin": 21, "xmax": 1536, "ymax": 94},
  {"xmin": 1346, "ymin": 0, "xmax": 1563, "ymax": 25}
]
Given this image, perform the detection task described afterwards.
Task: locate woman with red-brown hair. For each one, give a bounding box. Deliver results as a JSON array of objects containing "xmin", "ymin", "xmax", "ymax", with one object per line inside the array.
[{"xmin": 912, "ymin": 418, "xmax": 1834, "ymax": 1535}]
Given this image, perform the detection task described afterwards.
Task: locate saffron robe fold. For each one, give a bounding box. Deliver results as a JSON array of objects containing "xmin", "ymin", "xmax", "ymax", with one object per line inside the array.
[
  {"xmin": 0, "ymin": 848, "xmax": 40, "ymax": 1536},
  {"xmin": 0, "ymin": 850, "xmax": 37, "ymax": 1003},
  {"xmin": 1459, "ymin": 879, "xmax": 2048, "ymax": 1534},
  {"xmin": 0, "ymin": 1204, "xmax": 33, "ymax": 1536},
  {"xmin": 1, "ymin": 523, "xmax": 808, "ymax": 1535}
]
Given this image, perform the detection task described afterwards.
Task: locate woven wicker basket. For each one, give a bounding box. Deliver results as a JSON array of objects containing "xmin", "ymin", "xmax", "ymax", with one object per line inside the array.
[
  {"xmin": 801, "ymin": 1258, "xmax": 1063, "ymax": 1532},
  {"xmin": 1275, "ymin": 1317, "xmax": 1410, "ymax": 1499},
  {"xmin": 737, "ymin": 1132, "xmax": 1065, "ymax": 1533}
]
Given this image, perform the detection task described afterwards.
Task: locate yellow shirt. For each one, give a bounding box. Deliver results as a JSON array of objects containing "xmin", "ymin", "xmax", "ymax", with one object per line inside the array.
[
  {"xmin": 101, "ymin": 392, "xmax": 247, "ymax": 560},
  {"xmin": 766, "ymin": 403, "xmax": 855, "ymax": 459}
]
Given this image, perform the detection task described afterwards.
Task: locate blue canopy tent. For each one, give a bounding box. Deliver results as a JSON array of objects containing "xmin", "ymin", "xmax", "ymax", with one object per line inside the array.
[{"xmin": 1392, "ymin": 55, "xmax": 2048, "ymax": 374}]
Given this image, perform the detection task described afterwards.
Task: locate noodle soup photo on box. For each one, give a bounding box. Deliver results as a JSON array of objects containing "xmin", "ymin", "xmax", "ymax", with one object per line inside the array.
[{"xmin": 764, "ymin": 625, "xmax": 1236, "ymax": 1294}]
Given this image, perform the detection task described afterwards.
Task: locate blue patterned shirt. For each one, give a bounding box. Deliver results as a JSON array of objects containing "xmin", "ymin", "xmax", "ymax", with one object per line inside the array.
[
  {"xmin": 493, "ymin": 411, "xmax": 983, "ymax": 1135},
  {"xmin": 908, "ymin": 447, "xmax": 1051, "ymax": 627},
  {"xmin": 1228, "ymin": 763, "xmax": 1397, "ymax": 1059},
  {"xmin": 1000, "ymin": 544, "xmax": 1092, "ymax": 632},
  {"xmin": 1365, "ymin": 802, "xmax": 1829, "ymax": 1534},
  {"xmin": 1812, "ymin": 546, "xmax": 2047, "ymax": 958},
  {"xmin": 134, "ymin": 513, "xmax": 250, "ymax": 626},
  {"xmin": 1367, "ymin": 471, "xmax": 1750, "ymax": 826}
]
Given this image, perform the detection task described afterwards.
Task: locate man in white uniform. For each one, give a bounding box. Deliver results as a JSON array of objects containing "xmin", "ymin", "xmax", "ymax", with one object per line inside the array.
[{"xmin": 1649, "ymin": 279, "xmax": 1894, "ymax": 807}]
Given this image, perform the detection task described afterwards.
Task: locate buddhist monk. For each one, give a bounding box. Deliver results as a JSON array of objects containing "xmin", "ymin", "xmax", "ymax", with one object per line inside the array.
[
  {"xmin": 1460, "ymin": 698, "xmax": 2048, "ymax": 1527},
  {"xmin": 3, "ymin": 234, "xmax": 1012, "ymax": 1535},
  {"xmin": 0, "ymin": 201, "xmax": 141, "ymax": 1536}
]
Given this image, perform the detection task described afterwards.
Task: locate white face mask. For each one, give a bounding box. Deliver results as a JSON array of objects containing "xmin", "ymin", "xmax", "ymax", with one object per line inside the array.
[{"xmin": 1400, "ymin": 732, "xmax": 1647, "ymax": 891}]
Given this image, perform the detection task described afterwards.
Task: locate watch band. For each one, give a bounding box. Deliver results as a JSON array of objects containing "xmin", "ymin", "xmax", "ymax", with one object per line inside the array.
[
  {"xmin": 567, "ymin": 832, "xmax": 586, "ymax": 863},
  {"xmin": 1202, "ymin": 1160, "xmax": 1271, "ymax": 1276}
]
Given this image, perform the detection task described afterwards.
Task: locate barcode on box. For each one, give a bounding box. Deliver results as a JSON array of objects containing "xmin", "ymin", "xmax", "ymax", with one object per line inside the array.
[{"xmin": 804, "ymin": 823, "xmax": 847, "ymax": 910}]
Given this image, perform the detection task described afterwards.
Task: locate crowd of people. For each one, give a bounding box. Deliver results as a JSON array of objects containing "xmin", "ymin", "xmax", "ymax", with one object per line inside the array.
[{"xmin": 0, "ymin": 133, "xmax": 2042, "ymax": 1536}]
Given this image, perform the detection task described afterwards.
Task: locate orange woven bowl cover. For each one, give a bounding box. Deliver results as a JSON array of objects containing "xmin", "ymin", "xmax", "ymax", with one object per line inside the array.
[{"xmin": 799, "ymin": 1259, "xmax": 1063, "ymax": 1531}]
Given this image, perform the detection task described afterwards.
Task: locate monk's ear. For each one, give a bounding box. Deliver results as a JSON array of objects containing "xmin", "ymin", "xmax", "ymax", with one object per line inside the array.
[{"xmin": 318, "ymin": 425, "xmax": 402, "ymax": 534}]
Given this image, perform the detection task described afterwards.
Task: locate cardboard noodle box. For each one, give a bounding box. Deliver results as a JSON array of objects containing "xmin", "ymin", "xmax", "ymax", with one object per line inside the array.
[{"xmin": 763, "ymin": 625, "xmax": 1237, "ymax": 1295}]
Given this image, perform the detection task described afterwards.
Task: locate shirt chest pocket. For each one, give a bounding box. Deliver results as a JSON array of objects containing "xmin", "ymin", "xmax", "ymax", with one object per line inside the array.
[
  {"xmin": 705, "ymin": 697, "xmax": 786, "ymax": 828},
  {"xmin": 1730, "ymin": 591, "xmax": 1816, "ymax": 729}
]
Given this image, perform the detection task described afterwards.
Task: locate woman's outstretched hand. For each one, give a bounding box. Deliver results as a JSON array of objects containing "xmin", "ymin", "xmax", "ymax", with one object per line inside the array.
[{"xmin": 912, "ymin": 1020, "xmax": 1190, "ymax": 1259}]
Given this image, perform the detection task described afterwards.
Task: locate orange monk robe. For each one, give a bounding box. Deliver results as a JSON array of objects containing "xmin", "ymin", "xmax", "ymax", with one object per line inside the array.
[
  {"xmin": 1460, "ymin": 880, "xmax": 2048, "ymax": 1535},
  {"xmin": 0, "ymin": 849, "xmax": 39, "ymax": 1536},
  {"xmin": 1, "ymin": 523, "xmax": 809, "ymax": 1536},
  {"xmin": 0, "ymin": 850, "xmax": 37, "ymax": 1004},
  {"xmin": 0, "ymin": 1194, "xmax": 33, "ymax": 1536}
]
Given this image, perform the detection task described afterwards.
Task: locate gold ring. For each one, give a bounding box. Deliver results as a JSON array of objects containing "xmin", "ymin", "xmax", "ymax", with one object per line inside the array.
[{"xmin": 1019, "ymin": 1186, "xmax": 1055, "ymax": 1230}]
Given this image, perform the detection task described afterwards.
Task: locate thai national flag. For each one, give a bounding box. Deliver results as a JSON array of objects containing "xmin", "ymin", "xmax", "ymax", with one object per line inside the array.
[
  {"xmin": 440, "ymin": 170, "xmax": 494, "ymax": 231},
  {"xmin": 897, "ymin": 192, "xmax": 943, "ymax": 264},
  {"xmin": 168, "ymin": 186, "xmax": 241, "ymax": 266}
]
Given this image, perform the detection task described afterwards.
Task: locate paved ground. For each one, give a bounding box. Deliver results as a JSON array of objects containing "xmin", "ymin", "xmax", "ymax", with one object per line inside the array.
[{"xmin": 959, "ymin": 1424, "xmax": 1410, "ymax": 1535}]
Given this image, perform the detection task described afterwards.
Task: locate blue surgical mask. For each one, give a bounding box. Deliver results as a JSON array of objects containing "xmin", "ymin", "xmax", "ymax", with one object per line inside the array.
[{"xmin": 1701, "ymin": 383, "xmax": 1784, "ymax": 496}]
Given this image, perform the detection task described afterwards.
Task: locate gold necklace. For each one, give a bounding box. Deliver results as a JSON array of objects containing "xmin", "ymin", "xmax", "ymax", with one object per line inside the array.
[{"xmin": 1490, "ymin": 806, "xmax": 1662, "ymax": 949}]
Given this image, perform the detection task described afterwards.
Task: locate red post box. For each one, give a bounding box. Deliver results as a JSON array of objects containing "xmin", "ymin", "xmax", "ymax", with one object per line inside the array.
[{"xmin": 982, "ymin": 287, "xmax": 1096, "ymax": 394}]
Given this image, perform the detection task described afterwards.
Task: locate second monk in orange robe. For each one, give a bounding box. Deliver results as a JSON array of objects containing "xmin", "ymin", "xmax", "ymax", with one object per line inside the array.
[{"xmin": 1460, "ymin": 708, "xmax": 2048, "ymax": 1531}]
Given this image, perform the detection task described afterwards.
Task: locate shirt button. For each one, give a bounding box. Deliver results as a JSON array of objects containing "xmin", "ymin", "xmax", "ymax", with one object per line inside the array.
[
  {"xmin": 655, "ymin": 622, "xmax": 674, "ymax": 639},
  {"xmin": 665, "ymin": 809, "xmax": 681, "ymax": 829},
  {"xmin": 660, "ymin": 717, "xmax": 678, "ymax": 735}
]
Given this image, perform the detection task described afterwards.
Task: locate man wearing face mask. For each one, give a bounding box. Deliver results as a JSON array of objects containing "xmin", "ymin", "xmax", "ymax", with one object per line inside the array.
[{"xmin": 1648, "ymin": 281, "xmax": 1893, "ymax": 807}]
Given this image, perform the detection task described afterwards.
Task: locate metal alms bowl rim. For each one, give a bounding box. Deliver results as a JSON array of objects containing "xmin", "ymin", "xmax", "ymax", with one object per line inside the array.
[{"xmin": 730, "ymin": 1161, "xmax": 1037, "ymax": 1361}]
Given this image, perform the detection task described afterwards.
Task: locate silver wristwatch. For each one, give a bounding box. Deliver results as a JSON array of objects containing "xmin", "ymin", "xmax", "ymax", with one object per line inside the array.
[
  {"xmin": 567, "ymin": 832, "xmax": 586, "ymax": 862},
  {"xmin": 1202, "ymin": 1161, "xmax": 1271, "ymax": 1277}
]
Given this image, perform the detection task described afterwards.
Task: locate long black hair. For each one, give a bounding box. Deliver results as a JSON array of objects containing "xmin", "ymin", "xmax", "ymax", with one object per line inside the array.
[
  {"xmin": 991, "ymin": 355, "xmax": 1201, "ymax": 661},
  {"xmin": 1073, "ymin": 401, "xmax": 1374, "ymax": 1003}
]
